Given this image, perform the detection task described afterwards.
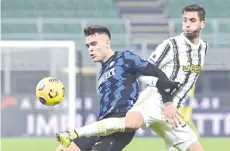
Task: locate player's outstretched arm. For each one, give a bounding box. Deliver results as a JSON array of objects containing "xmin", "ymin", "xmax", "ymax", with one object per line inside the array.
[
  {"xmin": 137, "ymin": 40, "xmax": 173, "ymax": 88},
  {"xmin": 124, "ymin": 51, "xmax": 179, "ymax": 104}
]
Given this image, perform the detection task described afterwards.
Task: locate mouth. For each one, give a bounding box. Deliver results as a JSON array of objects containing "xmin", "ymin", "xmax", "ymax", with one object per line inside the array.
[
  {"xmin": 185, "ymin": 30, "xmax": 193, "ymax": 34},
  {"xmin": 90, "ymin": 54, "xmax": 96, "ymax": 59}
]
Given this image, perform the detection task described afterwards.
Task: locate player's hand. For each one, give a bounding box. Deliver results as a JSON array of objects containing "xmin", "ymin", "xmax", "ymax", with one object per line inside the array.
[
  {"xmin": 156, "ymin": 80, "xmax": 180, "ymax": 95},
  {"xmin": 55, "ymin": 131, "xmax": 78, "ymax": 147},
  {"xmin": 163, "ymin": 102, "xmax": 184, "ymax": 129}
]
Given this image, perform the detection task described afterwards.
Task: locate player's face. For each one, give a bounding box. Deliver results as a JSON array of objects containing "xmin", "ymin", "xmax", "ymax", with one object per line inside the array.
[
  {"xmin": 182, "ymin": 11, "xmax": 205, "ymax": 39},
  {"xmin": 85, "ymin": 33, "xmax": 110, "ymax": 63}
]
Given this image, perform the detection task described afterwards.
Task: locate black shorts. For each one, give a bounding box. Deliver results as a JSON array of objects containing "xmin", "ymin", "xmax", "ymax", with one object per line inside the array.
[{"xmin": 73, "ymin": 112, "xmax": 135, "ymax": 151}]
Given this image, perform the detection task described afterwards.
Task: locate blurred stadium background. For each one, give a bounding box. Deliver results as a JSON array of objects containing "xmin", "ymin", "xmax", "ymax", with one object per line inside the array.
[{"xmin": 1, "ymin": 0, "xmax": 230, "ymax": 151}]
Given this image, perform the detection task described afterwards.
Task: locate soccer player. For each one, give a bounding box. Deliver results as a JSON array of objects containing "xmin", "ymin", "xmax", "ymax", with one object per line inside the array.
[
  {"xmin": 56, "ymin": 4, "xmax": 208, "ymax": 151},
  {"xmin": 56, "ymin": 25, "xmax": 179, "ymax": 151}
]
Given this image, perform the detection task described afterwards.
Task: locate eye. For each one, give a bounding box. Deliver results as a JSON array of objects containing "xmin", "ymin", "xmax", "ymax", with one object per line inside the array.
[
  {"xmin": 91, "ymin": 42, "xmax": 97, "ymax": 46},
  {"xmin": 190, "ymin": 18, "xmax": 196, "ymax": 22}
]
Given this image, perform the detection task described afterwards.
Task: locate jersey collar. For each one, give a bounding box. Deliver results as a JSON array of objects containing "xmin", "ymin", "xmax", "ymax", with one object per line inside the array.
[{"xmin": 102, "ymin": 51, "xmax": 117, "ymax": 67}]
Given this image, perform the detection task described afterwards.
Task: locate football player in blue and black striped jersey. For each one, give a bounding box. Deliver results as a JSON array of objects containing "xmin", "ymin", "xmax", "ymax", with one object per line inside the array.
[{"xmin": 56, "ymin": 24, "xmax": 179, "ymax": 151}]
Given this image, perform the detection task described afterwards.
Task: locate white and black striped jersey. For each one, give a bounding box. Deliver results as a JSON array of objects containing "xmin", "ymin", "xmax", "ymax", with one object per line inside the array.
[{"xmin": 147, "ymin": 33, "xmax": 208, "ymax": 107}]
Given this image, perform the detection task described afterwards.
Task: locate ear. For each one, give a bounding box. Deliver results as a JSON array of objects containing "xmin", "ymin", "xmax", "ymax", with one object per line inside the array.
[
  {"xmin": 107, "ymin": 39, "xmax": 111, "ymax": 44},
  {"xmin": 201, "ymin": 20, "xmax": 206, "ymax": 29},
  {"xmin": 106, "ymin": 39, "xmax": 111, "ymax": 48}
]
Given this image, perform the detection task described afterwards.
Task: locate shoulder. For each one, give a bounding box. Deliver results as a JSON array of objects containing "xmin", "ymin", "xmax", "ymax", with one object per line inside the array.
[
  {"xmin": 157, "ymin": 34, "xmax": 183, "ymax": 48},
  {"xmin": 122, "ymin": 50, "xmax": 136, "ymax": 55},
  {"xmin": 200, "ymin": 38, "xmax": 209, "ymax": 47},
  {"xmin": 154, "ymin": 37, "xmax": 175, "ymax": 51},
  {"xmin": 119, "ymin": 50, "xmax": 138, "ymax": 58},
  {"xmin": 114, "ymin": 51, "xmax": 139, "ymax": 62},
  {"xmin": 116, "ymin": 50, "xmax": 131, "ymax": 55},
  {"xmin": 170, "ymin": 34, "xmax": 187, "ymax": 45},
  {"xmin": 158, "ymin": 38, "xmax": 172, "ymax": 46}
]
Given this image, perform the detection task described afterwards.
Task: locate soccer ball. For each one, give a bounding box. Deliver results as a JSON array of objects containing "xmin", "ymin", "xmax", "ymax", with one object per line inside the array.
[{"xmin": 36, "ymin": 77, "xmax": 65, "ymax": 106}]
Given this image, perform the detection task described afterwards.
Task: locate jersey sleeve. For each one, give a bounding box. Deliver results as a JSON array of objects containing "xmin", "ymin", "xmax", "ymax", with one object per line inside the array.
[
  {"xmin": 123, "ymin": 51, "xmax": 170, "ymax": 81},
  {"xmin": 123, "ymin": 51, "xmax": 149, "ymax": 74},
  {"xmin": 147, "ymin": 40, "xmax": 172, "ymax": 67}
]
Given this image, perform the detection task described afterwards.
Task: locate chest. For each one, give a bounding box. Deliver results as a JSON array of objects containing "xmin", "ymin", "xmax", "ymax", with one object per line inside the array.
[
  {"xmin": 170, "ymin": 44, "xmax": 204, "ymax": 64},
  {"xmin": 164, "ymin": 47, "xmax": 204, "ymax": 74},
  {"xmin": 98, "ymin": 63, "xmax": 128, "ymax": 87}
]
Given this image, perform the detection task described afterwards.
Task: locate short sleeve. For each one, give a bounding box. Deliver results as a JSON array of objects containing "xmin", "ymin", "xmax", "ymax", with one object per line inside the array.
[{"xmin": 147, "ymin": 40, "xmax": 172, "ymax": 67}]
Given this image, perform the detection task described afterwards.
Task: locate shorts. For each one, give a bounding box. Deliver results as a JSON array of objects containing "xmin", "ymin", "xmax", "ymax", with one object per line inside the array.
[
  {"xmin": 73, "ymin": 112, "xmax": 135, "ymax": 151},
  {"xmin": 128, "ymin": 86, "xmax": 197, "ymax": 151}
]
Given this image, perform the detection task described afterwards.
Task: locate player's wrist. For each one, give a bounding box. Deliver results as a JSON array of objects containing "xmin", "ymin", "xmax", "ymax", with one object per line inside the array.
[
  {"xmin": 163, "ymin": 101, "xmax": 173, "ymax": 106},
  {"xmin": 156, "ymin": 78, "xmax": 170, "ymax": 87},
  {"xmin": 161, "ymin": 93, "xmax": 174, "ymax": 104}
]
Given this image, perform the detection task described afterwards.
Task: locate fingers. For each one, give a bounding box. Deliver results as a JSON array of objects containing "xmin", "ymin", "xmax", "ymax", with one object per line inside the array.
[
  {"xmin": 177, "ymin": 110, "xmax": 184, "ymax": 119},
  {"xmin": 172, "ymin": 116, "xmax": 178, "ymax": 128},
  {"xmin": 165, "ymin": 116, "xmax": 177, "ymax": 129},
  {"xmin": 176, "ymin": 110, "xmax": 185, "ymax": 126},
  {"xmin": 166, "ymin": 116, "xmax": 179, "ymax": 129},
  {"xmin": 165, "ymin": 114, "xmax": 184, "ymax": 129},
  {"xmin": 164, "ymin": 105, "xmax": 185, "ymax": 129},
  {"xmin": 165, "ymin": 116, "xmax": 172, "ymax": 125},
  {"xmin": 175, "ymin": 115, "xmax": 183, "ymax": 125}
]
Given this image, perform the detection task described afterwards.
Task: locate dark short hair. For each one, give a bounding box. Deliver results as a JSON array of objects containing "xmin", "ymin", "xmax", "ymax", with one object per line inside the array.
[
  {"xmin": 182, "ymin": 4, "xmax": 206, "ymax": 21},
  {"xmin": 83, "ymin": 24, "xmax": 111, "ymax": 39}
]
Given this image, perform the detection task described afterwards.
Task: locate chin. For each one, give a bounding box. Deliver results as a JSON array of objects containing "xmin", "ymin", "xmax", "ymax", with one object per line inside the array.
[
  {"xmin": 92, "ymin": 58, "xmax": 100, "ymax": 62},
  {"xmin": 185, "ymin": 33, "xmax": 196, "ymax": 40}
]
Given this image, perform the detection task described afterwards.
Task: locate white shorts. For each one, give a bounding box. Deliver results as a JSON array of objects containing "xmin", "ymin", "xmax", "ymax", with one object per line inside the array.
[{"xmin": 128, "ymin": 86, "xmax": 197, "ymax": 151}]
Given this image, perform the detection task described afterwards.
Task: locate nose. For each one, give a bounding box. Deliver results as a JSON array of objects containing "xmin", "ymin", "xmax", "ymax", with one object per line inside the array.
[
  {"xmin": 88, "ymin": 46, "xmax": 93, "ymax": 52},
  {"xmin": 185, "ymin": 21, "xmax": 191, "ymax": 28}
]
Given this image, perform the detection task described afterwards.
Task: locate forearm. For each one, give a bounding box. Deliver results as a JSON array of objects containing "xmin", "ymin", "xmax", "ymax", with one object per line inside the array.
[{"xmin": 141, "ymin": 63, "xmax": 178, "ymax": 104}]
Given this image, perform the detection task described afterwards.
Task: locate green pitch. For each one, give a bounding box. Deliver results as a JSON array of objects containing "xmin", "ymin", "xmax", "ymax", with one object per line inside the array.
[{"xmin": 1, "ymin": 138, "xmax": 230, "ymax": 151}]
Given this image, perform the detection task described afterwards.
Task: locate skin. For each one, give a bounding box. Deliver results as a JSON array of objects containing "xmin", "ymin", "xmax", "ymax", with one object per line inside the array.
[
  {"xmin": 85, "ymin": 33, "xmax": 114, "ymax": 63},
  {"xmin": 56, "ymin": 143, "xmax": 79, "ymax": 151},
  {"xmin": 182, "ymin": 11, "xmax": 206, "ymax": 45}
]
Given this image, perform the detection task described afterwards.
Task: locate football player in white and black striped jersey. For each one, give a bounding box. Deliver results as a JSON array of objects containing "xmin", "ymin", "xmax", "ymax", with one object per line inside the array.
[
  {"xmin": 55, "ymin": 4, "xmax": 207, "ymax": 151},
  {"xmin": 132, "ymin": 4, "xmax": 208, "ymax": 151},
  {"xmin": 146, "ymin": 28, "xmax": 208, "ymax": 109}
]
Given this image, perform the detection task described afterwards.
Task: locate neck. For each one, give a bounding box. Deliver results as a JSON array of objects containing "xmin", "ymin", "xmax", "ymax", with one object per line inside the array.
[
  {"xmin": 102, "ymin": 49, "xmax": 115, "ymax": 63},
  {"xmin": 183, "ymin": 32, "xmax": 201, "ymax": 45},
  {"xmin": 190, "ymin": 36, "xmax": 200, "ymax": 45}
]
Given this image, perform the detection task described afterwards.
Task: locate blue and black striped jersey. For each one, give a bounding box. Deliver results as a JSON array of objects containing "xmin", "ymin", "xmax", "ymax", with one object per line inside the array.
[{"xmin": 97, "ymin": 51, "xmax": 149, "ymax": 120}]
